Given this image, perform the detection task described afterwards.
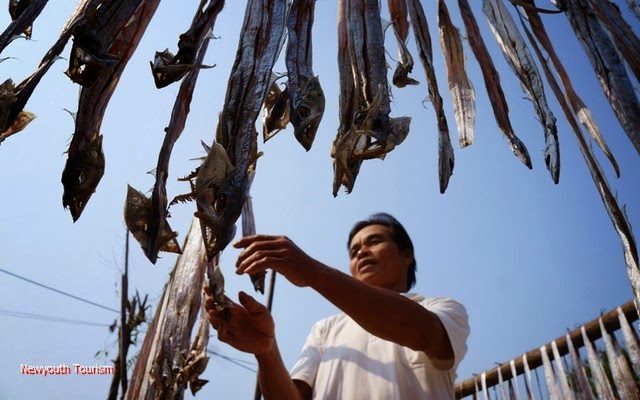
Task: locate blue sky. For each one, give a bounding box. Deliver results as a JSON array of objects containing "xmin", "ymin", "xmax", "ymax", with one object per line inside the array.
[{"xmin": 1, "ymin": 1, "xmax": 639, "ymax": 399}]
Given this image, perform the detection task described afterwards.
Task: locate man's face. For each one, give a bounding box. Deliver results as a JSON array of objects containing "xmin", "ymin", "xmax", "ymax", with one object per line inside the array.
[{"xmin": 348, "ymin": 224, "xmax": 413, "ymax": 292}]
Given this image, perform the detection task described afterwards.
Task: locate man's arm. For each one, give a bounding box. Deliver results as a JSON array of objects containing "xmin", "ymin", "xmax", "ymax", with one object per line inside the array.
[{"xmin": 234, "ymin": 235, "xmax": 455, "ymax": 366}]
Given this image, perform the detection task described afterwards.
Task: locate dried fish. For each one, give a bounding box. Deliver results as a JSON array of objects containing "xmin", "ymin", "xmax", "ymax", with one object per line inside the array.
[
  {"xmin": 124, "ymin": 185, "xmax": 181, "ymax": 257},
  {"xmin": 242, "ymin": 194, "xmax": 265, "ymax": 293},
  {"xmin": 519, "ymin": 0, "xmax": 619, "ymax": 177},
  {"xmin": 387, "ymin": 0, "xmax": 418, "ymax": 88},
  {"xmin": 523, "ymin": 14, "xmax": 640, "ymax": 324},
  {"xmin": 618, "ymin": 306, "xmax": 640, "ymax": 378},
  {"xmin": 177, "ymin": 307, "xmax": 210, "ymax": 396},
  {"xmin": 286, "ymin": 0, "xmax": 325, "ymax": 151},
  {"xmin": 437, "ymin": 0, "xmax": 475, "ymax": 148},
  {"xmin": 62, "ymin": 0, "xmax": 160, "ymax": 222},
  {"xmin": 331, "ymin": 0, "xmax": 361, "ymax": 196},
  {"xmin": 566, "ymin": 333, "xmax": 594, "ymax": 400},
  {"xmin": 540, "ymin": 345, "xmax": 562, "ymax": 400},
  {"xmin": 126, "ymin": 219, "xmax": 209, "ymax": 400},
  {"xmin": 599, "ymin": 318, "xmax": 640, "ymax": 399},
  {"xmin": 483, "ymin": 0, "xmax": 560, "ymax": 183},
  {"xmin": 138, "ymin": 0, "xmax": 224, "ymax": 264},
  {"xmin": 0, "ymin": 0, "xmax": 48, "ymax": 53},
  {"xmin": 589, "ymin": 0, "xmax": 640, "ymax": 83},
  {"xmin": 628, "ymin": 0, "xmax": 640, "ymax": 19},
  {"xmin": 558, "ymin": 0, "xmax": 640, "ymax": 156},
  {"xmin": 150, "ymin": 0, "xmax": 221, "ymax": 88},
  {"xmin": 551, "ymin": 341, "xmax": 573, "ymax": 399},
  {"xmin": 195, "ymin": 0, "xmax": 285, "ymax": 261},
  {"xmin": 582, "ymin": 325, "xmax": 616, "ymax": 399},
  {"xmin": 0, "ymin": 1, "xmax": 100, "ymax": 145},
  {"xmin": 407, "ymin": 0, "xmax": 453, "ymax": 193},
  {"xmin": 262, "ymin": 78, "xmax": 290, "ymax": 141},
  {"xmin": 457, "ymin": 0, "xmax": 531, "ymax": 168}
]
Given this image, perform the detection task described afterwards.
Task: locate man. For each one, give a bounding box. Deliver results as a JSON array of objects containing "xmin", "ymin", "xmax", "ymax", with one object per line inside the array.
[{"xmin": 205, "ymin": 213, "xmax": 469, "ymax": 399}]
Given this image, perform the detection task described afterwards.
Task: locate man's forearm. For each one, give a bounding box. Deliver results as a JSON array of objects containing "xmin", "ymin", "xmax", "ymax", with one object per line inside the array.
[
  {"xmin": 256, "ymin": 341, "xmax": 305, "ymax": 400},
  {"xmin": 309, "ymin": 262, "xmax": 451, "ymax": 359}
]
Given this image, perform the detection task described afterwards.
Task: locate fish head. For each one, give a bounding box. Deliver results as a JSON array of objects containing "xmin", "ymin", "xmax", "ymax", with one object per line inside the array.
[
  {"xmin": 195, "ymin": 142, "xmax": 241, "ymax": 259},
  {"xmin": 0, "ymin": 79, "xmax": 17, "ymax": 131},
  {"xmin": 61, "ymin": 134, "xmax": 105, "ymax": 222},
  {"xmin": 292, "ymin": 76, "xmax": 325, "ymax": 151},
  {"xmin": 65, "ymin": 36, "xmax": 118, "ymax": 87},
  {"xmin": 124, "ymin": 185, "xmax": 151, "ymax": 250},
  {"xmin": 263, "ymin": 82, "xmax": 290, "ymax": 141},
  {"xmin": 331, "ymin": 125, "xmax": 363, "ymax": 196}
]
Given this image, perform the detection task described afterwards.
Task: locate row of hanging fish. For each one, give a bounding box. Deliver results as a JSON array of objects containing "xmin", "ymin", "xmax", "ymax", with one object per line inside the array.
[{"xmin": 458, "ymin": 301, "xmax": 640, "ymax": 399}]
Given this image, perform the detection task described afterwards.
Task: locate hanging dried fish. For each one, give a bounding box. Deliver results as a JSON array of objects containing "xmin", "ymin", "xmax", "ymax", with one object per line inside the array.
[
  {"xmin": 124, "ymin": 185, "xmax": 181, "ymax": 255},
  {"xmin": 456, "ymin": 0, "xmax": 530, "ymax": 168},
  {"xmin": 0, "ymin": 1, "xmax": 100, "ymax": 145},
  {"xmin": 618, "ymin": 306, "xmax": 640, "ymax": 378},
  {"xmin": 194, "ymin": 0, "xmax": 285, "ymax": 262},
  {"xmin": 407, "ymin": 0, "xmax": 453, "ymax": 193},
  {"xmin": 241, "ymin": 193, "xmax": 265, "ymax": 293},
  {"xmin": 519, "ymin": 0, "xmax": 619, "ymax": 177},
  {"xmin": 582, "ymin": 326, "xmax": 616, "ymax": 399},
  {"xmin": 565, "ymin": 333, "xmax": 594, "ymax": 400},
  {"xmin": 331, "ymin": 0, "xmax": 361, "ymax": 196},
  {"xmin": 176, "ymin": 306, "xmax": 210, "ymax": 395},
  {"xmin": 551, "ymin": 341, "xmax": 573, "ymax": 399},
  {"xmin": 557, "ymin": 0, "xmax": 640, "ymax": 156},
  {"xmin": 540, "ymin": 345, "xmax": 562, "ymax": 400},
  {"xmin": 286, "ymin": 0, "xmax": 325, "ymax": 151},
  {"xmin": 387, "ymin": 0, "xmax": 418, "ymax": 88},
  {"xmin": 522, "ymin": 15, "xmax": 640, "ymax": 323},
  {"xmin": 521, "ymin": 354, "xmax": 536, "ymax": 400},
  {"xmin": 132, "ymin": 0, "xmax": 224, "ymax": 264},
  {"xmin": 0, "ymin": 0, "xmax": 48, "ymax": 53},
  {"xmin": 497, "ymin": 366, "xmax": 508, "ymax": 399},
  {"xmin": 125, "ymin": 219, "xmax": 209, "ymax": 399},
  {"xmin": 482, "ymin": 0, "xmax": 560, "ymax": 184},
  {"xmin": 599, "ymin": 317, "xmax": 640, "ymax": 400},
  {"xmin": 262, "ymin": 77, "xmax": 290, "ymax": 141},
  {"xmin": 150, "ymin": 0, "xmax": 221, "ymax": 88},
  {"xmin": 437, "ymin": 0, "xmax": 475, "ymax": 148},
  {"xmin": 508, "ymin": 360, "xmax": 522, "ymax": 400},
  {"xmin": 589, "ymin": 0, "xmax": 640, "ymax": 83},
  {"xmin": 62, "ymin": 0, "xmax": 160, "ymax": 222}
]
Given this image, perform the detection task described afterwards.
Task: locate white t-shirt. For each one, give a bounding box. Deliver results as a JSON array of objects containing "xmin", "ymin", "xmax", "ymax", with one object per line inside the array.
[{"xmin": 290, "ymin": 294, "xmax": 469, "ymax": 399}]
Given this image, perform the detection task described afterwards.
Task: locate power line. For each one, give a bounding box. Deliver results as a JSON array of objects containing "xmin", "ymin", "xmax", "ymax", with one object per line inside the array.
[
  {"xmin": 207, "ymin": 349, "xmax": 257, "ymax": 373},
  {"xmin": 0, "ymin": 308, "xmax": 113, "ymax": 328},
  {"xmin": 0, "ymin": 267, "xmax": 119, "ymax": 313}
]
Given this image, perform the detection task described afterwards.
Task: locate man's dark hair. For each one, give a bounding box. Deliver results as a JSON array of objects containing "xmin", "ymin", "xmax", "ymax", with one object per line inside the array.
[{"xmin": 347, "ymin": 213, "xmax": 416, "ymax": 291}]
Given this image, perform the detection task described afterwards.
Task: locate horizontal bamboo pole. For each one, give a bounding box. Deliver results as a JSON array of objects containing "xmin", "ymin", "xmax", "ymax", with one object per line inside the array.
[{"xmin": 455, "ymin": 299, "xmax": 638, "ymax": 399}]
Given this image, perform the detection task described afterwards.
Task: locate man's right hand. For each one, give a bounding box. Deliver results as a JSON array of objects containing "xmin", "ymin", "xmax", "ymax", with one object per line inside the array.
[{"xmin": 204, "ymin": 286, "xmax": 275, "ymax": 355}]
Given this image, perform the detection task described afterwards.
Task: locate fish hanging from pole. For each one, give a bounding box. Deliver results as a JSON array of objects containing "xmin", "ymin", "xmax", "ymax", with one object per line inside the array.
[
  {"xmin": 540, "ymin": 345, "xmax": 562, "ymax": 400},
  {"xmin": 387, "ymin": 0, "xmax": 418, "ymax": 88},
  {"xmin": 582, "ymin": 325, "xmax": 615, "ymax": 399},
  {"xmin": 599, "ymin": 317, "xmax": 640, "ymax": 400},
  {"xmin": 0, "ymin": 0, "xmax": 48, "ymax": 53},
  {"xmin": 125, "ymin": 218, "xmax": 210, "ymax": 399},
  {"xmin": 618, "ymin": 306, "xmax": 640, "ymax": 377},
  {"xmin": 62, "ymin": 0, "xmax": 161, "ymax": 222},
  {"xmin": 496, "ymin": 364, "xmax": 508, "ymax": 399},
  {"xmin": 149, "ymin": 0, "xmax": 221, "ymax": 88},
  {"xmin": 551, "ymin": 340, "xmax": 573, "ymax": 399},
  {"xmin": 481, "ymin": 371, "xmax": 491, "ymax": 400},
  {"xmin": 482, "ymin": 0, "xmax": 560, "ymax": 184},
  {"xmin": 557, "ymin": 0, "xmax": 640, "ymax": 156},
  {"xmin": 518, "ymin": 0, "xmax": 619, "ymax": 177},
  {"xmin": 241, "ymin": 192, "xmax": 265, "ymax": 293},
  {"xmin": 588, "ymin": 0, "xmax": 640, "ymax": 85},
  {"xmin": 285, "ymin": 0, "xmax": 325, "ymax": 151},
  {"xmin": 126, "ymin": 0, "xmax": 225, "ymax": 264},
  {"xmin": 407, "ymin": 0, "xmax": 453, "ymax": 193},
  {"xmin": 565, "ymin": 333, "xmax": 594, "ymax": 400},
  {"xmin": 509, "ymin": 359, "xmax": 521, "ymax": 400},
  {"xmin": 0, "ymin": 0, "xmax": 102, "ymax": 146},
  {"xmin": 437, "ymin": 0, "xmax": 475, "ymax": 149},
  {"xmin": 522, "ymin": 354, "xmax": 536, "ymax": 400},
  {"xmin": 456, "ymin": 0, "xmax": 530, "ymax": 169}
]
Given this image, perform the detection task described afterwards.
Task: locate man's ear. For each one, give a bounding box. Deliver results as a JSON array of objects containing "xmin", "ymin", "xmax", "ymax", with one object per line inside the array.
[{"xmin": 401, "ymin": 249, "xmax": 414, "ymax": 267}]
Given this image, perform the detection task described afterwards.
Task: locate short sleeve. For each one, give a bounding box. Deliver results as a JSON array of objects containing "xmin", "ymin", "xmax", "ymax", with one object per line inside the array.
[
  {"xmin": 289, "ymin": 318, "xmax": 328, "ymax": 387},
  {"xmin": 422, "ymin": 297, "xmax": 470, "ymax": 369}
]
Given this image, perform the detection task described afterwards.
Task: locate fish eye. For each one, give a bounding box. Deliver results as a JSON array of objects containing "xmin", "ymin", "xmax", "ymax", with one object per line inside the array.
[
  {"xmin": 298, "ymin": 106, "xmax": 310, "ymax": 118},
  {"xmin": 78, "ymin": 171, "xmax": 85, "ymax": 184},
  {"xmin": 214, "ymin": 193, "xmax": 227, "ymax": 213}
]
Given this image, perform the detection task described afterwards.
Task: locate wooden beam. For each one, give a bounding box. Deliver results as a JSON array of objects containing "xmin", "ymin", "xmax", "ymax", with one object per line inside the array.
[{"xmin": 455, "ymin": 300, "xmax": 638, "ymax": 398}]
